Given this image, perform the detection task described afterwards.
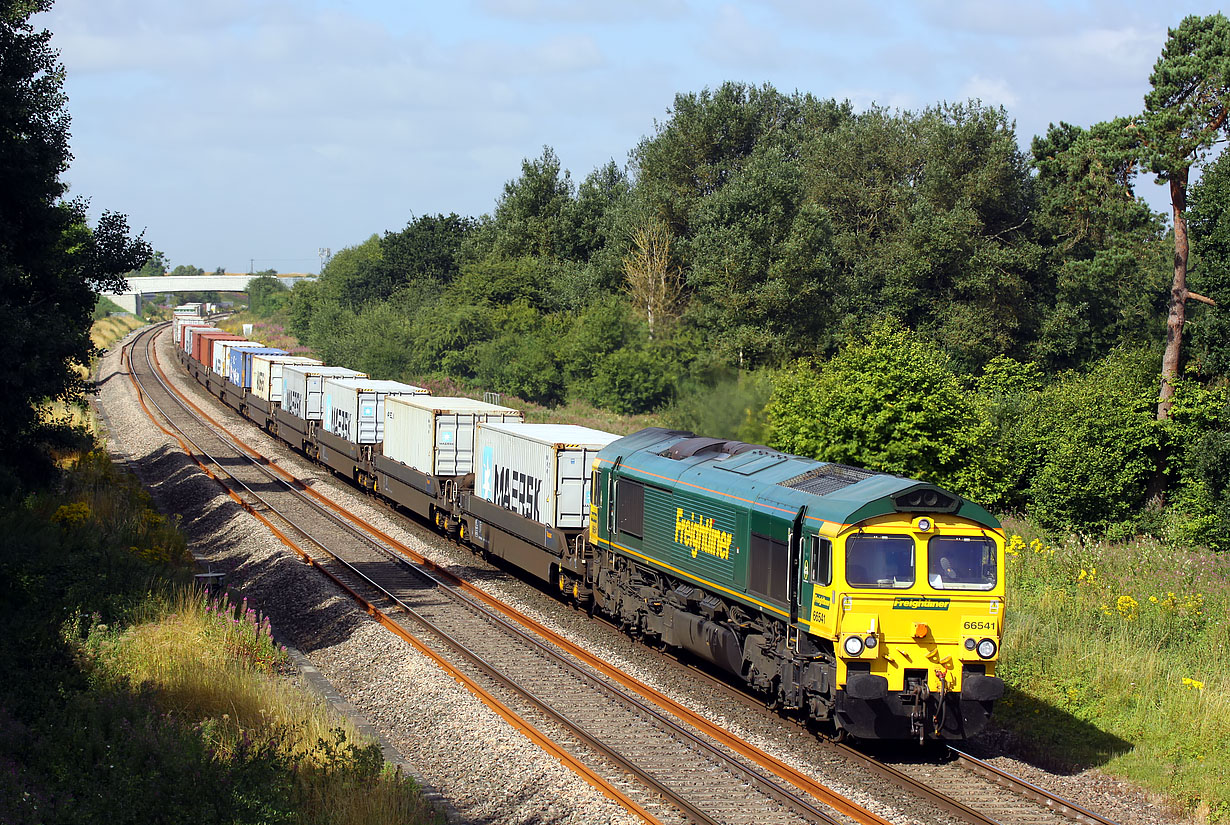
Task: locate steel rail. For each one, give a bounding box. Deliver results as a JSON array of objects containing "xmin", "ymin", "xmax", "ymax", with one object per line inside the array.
[
  {"xmin": 124, "ymin": 326, "xmax": 665, "ymax": 825},
  {"xmin": 151, "ymin": 329, "xmax": 897, "ymax": 825},
  {"xmin": 949, "ymin": 748, "xmax": 1120, "ymax": 825},
  {"xmin": 143, "ymin": 327, "xmax": 863, "ymax": 825}
]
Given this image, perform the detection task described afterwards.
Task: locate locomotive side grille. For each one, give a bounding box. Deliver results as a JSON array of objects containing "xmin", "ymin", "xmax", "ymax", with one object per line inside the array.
[{"xmin": 780, "ymin": 464, "xmax": 879, "ymax": 496}]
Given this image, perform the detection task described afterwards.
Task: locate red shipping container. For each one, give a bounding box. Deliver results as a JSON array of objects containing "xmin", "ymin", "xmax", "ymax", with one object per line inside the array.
[{"xmin": 194, "ymin": 331, "xmax": 242, "ymax": 367}]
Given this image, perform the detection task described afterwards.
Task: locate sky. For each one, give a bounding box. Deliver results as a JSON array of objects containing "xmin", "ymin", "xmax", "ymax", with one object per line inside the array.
[{"xmin": 36, "ymin": 1, "xmax": 1227, "ymax": 275}]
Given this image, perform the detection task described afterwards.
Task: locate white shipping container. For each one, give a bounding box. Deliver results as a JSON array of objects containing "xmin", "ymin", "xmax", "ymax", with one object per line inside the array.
[
  {"xmin": 281, "ymin": 365, "xmax": 367, "ymax": 421},
  {"xmin": 383, "ymin": 396, "xmax": 523, "ymax": 476},
  {"xmin": 476, "ymin": 423, "xmax": 618, "ymax": 529},
  {"xmin": 184, "ymin": 326, "xmax": 220, "ymax": 356},
  {"xmin": 321, "ymin": 378, "xmax": 427, "ymax": 444},
  {"xmin": 251, "ymin": 355, "xmax": 323, "ymax": 403},
  {"xmin": 212, "ymin": 340, "xmax": 263, "ymax": 378}
]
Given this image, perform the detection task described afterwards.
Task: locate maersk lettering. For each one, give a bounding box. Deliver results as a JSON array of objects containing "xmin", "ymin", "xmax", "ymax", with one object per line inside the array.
[
  {"xmin": 493, "ymin": 465, "xmax": 543, "ymax": 521},
  {"xmin": 332, "ymin": 407, "xmax": 353, "ymax": 440}
]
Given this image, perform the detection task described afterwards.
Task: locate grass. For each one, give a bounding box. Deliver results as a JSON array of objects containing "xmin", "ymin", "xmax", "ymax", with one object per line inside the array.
[
  {"xmin": 219, "ymin": 312, "xmax": 317, "ymax": 357},
  {"xmin": 0, "ymin": 446, "xmax": 438, "ymax": 824},
  {"xmin": 77, "ymin": 588, "xmax": 437, "ymax": 824},
  {"xmin": 996, "ymin": 517, "xmax": 1230, "ymax": 821},
  {"xmin": 91, "ymin": 312, "xmax": 146, "ymax": 352}
]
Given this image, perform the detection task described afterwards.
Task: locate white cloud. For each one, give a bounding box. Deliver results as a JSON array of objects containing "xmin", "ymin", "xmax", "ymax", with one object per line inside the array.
[{"xmin": 959, "ymin": 74, "xmax": 1018, "ymax": 108}]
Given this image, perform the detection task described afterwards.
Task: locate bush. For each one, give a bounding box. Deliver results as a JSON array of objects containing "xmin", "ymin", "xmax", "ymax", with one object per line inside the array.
[
  {"xmin": 1009, "ymin": 348, "xmax": 1163, "ymax": 536},
  {"xmin": 765, "ymin": 322, "xmax": 1006, "ymax": 503},
  {"xmin": 586, "ymin": 346, "xmax": 673, "ymax": 414}
]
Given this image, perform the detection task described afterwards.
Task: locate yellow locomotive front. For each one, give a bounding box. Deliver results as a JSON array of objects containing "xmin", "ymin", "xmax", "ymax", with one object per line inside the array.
[{"xmin": 813, "ymin": 511, "xmax": 1005, "ymax": 741}]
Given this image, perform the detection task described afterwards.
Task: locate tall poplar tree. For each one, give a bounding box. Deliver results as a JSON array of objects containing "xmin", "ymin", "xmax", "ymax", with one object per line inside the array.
[{"xmin": 1139, "ymin": 13, "xmax": 1230, "ymax": 420}]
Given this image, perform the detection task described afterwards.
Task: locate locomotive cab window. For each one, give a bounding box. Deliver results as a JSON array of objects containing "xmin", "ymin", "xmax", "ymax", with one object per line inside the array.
[
  {"xmin": 927, "ymin": 536, "xmax": 996, "ymax": 590},
  {"xmin": 845, "ymin": 534, "xmax": 915, "ymax": 589},
  {"xmin": 809, "ymin": 536, "xmax": 832, "ymax": 586},
  {"xmin": 615, "ymin": 478, "xmax": 644, "ymax": 538}
]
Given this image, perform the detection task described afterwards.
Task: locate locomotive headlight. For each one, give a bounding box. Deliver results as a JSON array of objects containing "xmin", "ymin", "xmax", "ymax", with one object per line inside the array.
[
  {"xmin": 976, "ymin": 638, "xmax": 998, "ymax": 659},
  {"xmin": 964, "ymin": 638, "xmax": 977, "ymax": 651},
  {"xmin": 914, "ymin": 516, "xmax": 934, "ymax": 532},
  {"xmin": 843, "ymin": 635, "xmax": 865, "ymax": 656},
  {"xmin": 864, "ymin": 634, "xmax": 878, "ymax": 649}
]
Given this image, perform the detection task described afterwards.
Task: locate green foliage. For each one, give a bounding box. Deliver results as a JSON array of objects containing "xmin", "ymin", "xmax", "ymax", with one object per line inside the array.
[
  {"xmin": 664, "ymin": 369, "xmax": 774, "ymax": 444},
  {"xmin": 765, "ymin": 323, "xmax": 1004, "ymax": 503},
  {"xmin": 1188, "ymin": 147, "xmax": 1230, "ymax": 377},
  {"xmin": 0, "ymin": 3, "xmax": 149, "ymax": 473},
  {"xmin": 1009, "ymin": 349, "xmax": 1164, "ymax": 536},
  {"xmin": 805, "ymin": 102, "xmax": 1043, "ymax": 370},
  {"xmin": 1139, "ymin": 13, "xmax": 1230, "ymax": 185},
  {"xmin": 247, "ymin": 273, "xmax": 289, "ymax": 317},
  {"xmin": 585, "ymin": 345, "xmax": 674, "ymax": 414},
  {"xmin": 1029, "ymin": 120, "xmax": 1169, "ymax": 371},
  {"xmin": 489, "ymin": 146, "xmax": 575, "ymax": 260}
]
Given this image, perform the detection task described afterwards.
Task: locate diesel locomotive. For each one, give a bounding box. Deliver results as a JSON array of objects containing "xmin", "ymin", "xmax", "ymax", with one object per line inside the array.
[{"xmin": 172, "ymin": 313, "xmax": 1005, "ymax": 741}]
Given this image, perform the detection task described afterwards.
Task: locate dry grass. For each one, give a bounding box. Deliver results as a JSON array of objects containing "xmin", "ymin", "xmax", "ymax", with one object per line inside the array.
[{"xmin": 80, "ymin": 586, "xmax": 438, "ymax": 824}]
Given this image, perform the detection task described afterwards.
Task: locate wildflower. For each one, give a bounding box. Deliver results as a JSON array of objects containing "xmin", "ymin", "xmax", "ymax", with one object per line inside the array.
[
  {"xmin": 1149, "ymin": 595, "xmax": 1158, "ymax": 604},
  {"xmin": 1115, "ymin": 595, "xmax": 1139, "ymax": 621},
  {"xmin": 1182, "ymin": 677, "xmax": 1205, "ymax": 691}
]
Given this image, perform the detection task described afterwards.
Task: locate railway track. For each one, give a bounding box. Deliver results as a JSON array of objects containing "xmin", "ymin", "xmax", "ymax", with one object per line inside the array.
[
  {"xmin": 126, "ymin": 323, "xmax": 877, "ymax": 825},
  {"xmin": 122, "ymin": 322, "xmax": 1123, "ymax": 825}
]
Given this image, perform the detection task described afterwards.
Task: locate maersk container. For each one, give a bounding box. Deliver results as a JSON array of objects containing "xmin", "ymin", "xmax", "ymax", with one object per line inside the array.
[
  {"xmin": 321, "ymin": 378, "xmax": 427, "ymax": 444},
  {"xmin": 212, "ymin": 340, "xmax": 263, "ymax": 378},
  {"xmin": 229, "ymin": 347, "xmax": 287, "ymax": 389},
  {"xmin": 476, "ymin": 423, "xmax": 619, "ymax": 529},
  {"xmin": 383, "ymin": 396, "xmax": 523, "ymax": 477},
  {"xmin": 251, "ymin": 355, "xmax": 322, "ymax": 403},
  {"xmin": 281, "ymin": 365, "xmax": 368, "ymax": 421}
]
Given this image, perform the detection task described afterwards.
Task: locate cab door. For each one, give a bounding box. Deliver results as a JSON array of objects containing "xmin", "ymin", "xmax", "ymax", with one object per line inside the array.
[{"xmin": 800, "ymin": 529, "xmax": 836, "ymax": 637}]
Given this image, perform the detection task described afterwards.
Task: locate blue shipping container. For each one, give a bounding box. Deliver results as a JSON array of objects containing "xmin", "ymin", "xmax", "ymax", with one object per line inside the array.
[{"xmin": 229, "ymin": 346, "xmax": 287, "ymax": 388}]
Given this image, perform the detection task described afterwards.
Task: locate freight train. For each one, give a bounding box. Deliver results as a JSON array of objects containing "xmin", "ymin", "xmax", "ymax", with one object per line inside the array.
[{"xmin": 170, "ymin": 311, "xmax": 1006, "ymax": 741}]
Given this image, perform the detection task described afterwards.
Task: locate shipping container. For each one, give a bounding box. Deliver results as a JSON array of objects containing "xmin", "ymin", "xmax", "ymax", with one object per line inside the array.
[
  {"xmin": 476, "ymin": 423, "xmax": 618, "ymax": 529},
  {"xmin": 212, "ymin": 340, "xmax": 263, "ymax": 378},
  {"xmin": 173, "ymin": 303, "xmax": 203, "ymax": 317},
  {"xmin": 383, "ymin": 396, "xmax": 523, "ymax": 477},
  {"xmin": 194, "ymin": 331, "xmax": 242, "ymax": 367},
  {"xmin": 228, "ymin": 347, "xmax": 287, "ymax": 389},
  {"xmin": 281, "ymin": 365, "xmax": 368, "ymax": 421},
  {"xmin": 321, "ymin": 378, "xmax": 427, "ymax": 444},
  {"xmin": 251, "ymin": 355, "xmax": 323, "ymax": 403},
  {"xmin": 177, "ymin": 320, "xmax": 210, "ymax": 351},
  {"xmin": 184, "ymin": 326, "xmax": 220, "ymax": 358}
]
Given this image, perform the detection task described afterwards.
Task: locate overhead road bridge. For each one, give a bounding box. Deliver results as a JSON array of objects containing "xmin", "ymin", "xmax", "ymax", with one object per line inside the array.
[{"xmin": 100, "ymin": 274, "xmax": 316, "ymax": 314}]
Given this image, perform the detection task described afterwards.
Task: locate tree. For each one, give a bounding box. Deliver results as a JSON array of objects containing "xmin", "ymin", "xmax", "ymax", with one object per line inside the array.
[
  {"xmin": 1029, "ymin": 120, "xmax": 1169, "ymax": 370},
  {"xmin": 489, "ymin": 147, "xmax": 574, "ymax": 260},
  {"xmin": 623, "ymin": 217, "xmax": 683, "ymax": 340},
  {"xmin": 133, "ymin": 250, "xmax": 168, "ymax": 277},
  {"xmin": 1138, "ymin": 13, "xmax": 1230, "ymax": 419},
  {"xmin": 0, "ymin": 0, "xmax": 149, "ymax": 469},
  {"xmin": 1188, "ymin": 147, "xmax": 1230, "ymax": 375}
]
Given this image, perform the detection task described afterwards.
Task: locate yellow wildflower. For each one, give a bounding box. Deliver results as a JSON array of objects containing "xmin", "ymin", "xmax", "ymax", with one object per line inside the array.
[
  {"xmin": 1115, "ymin": 595, "xmax": 1139, "ymax": 621},
  {"xmin": 1182, "ymin": 677, "xmax": 1205, "ymax": 691}
]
